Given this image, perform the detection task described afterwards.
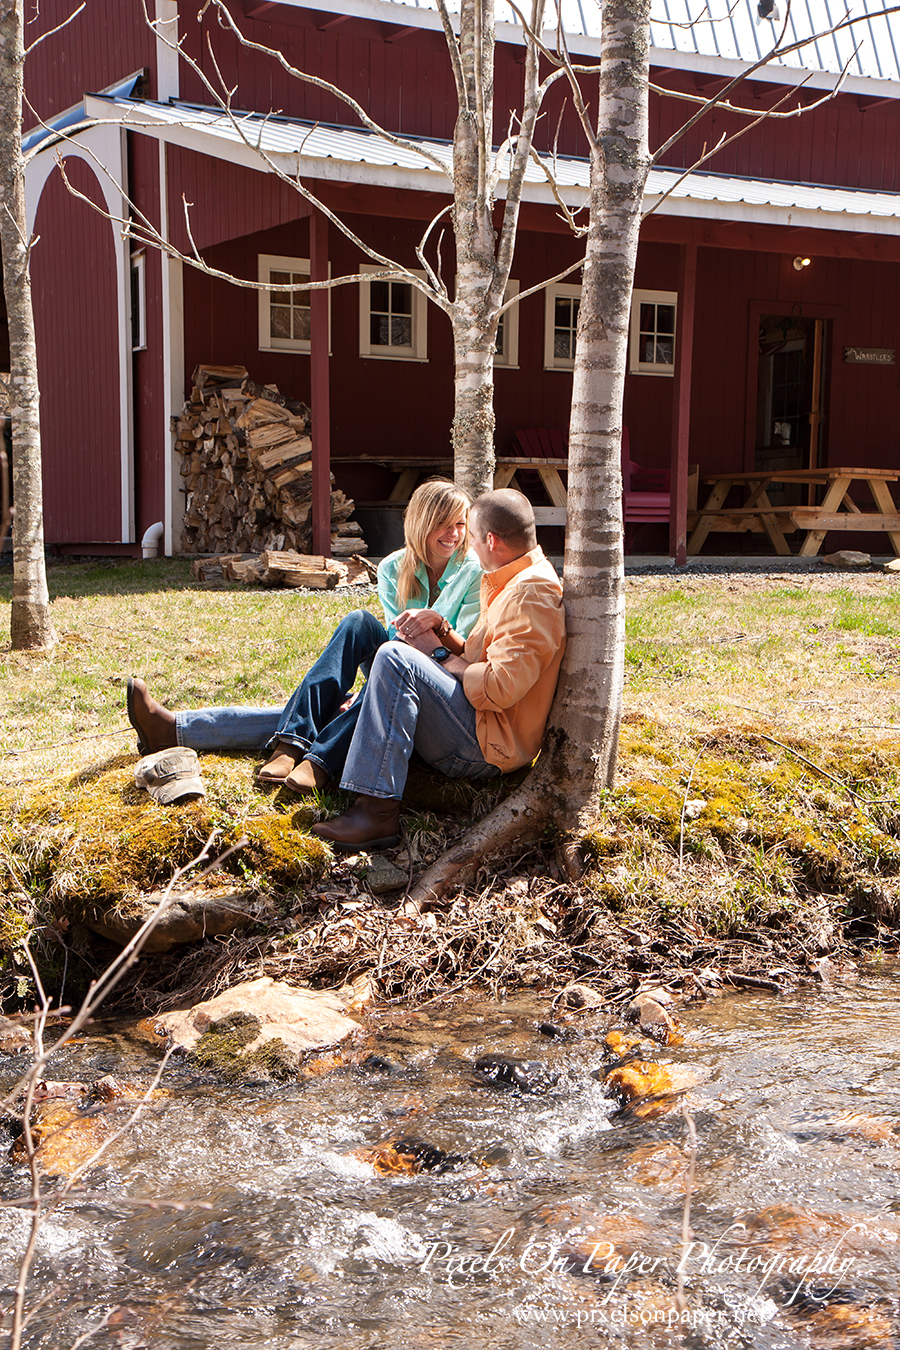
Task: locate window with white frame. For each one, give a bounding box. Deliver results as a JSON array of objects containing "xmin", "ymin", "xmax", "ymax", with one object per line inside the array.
[
  {"xmin": 544, "ymin": 283, "xmax": 581, "ymax": 370},
  {"xmin": 494, "ymin": 280, "xmax": 520, "ymax": 368},
  {"xmin": 630, "ymin": 289, "xmax": 677, "ymax": 375},
  {"xmin": 130, "ymin": 252, "xmax": 146, "ymax": 352},
  {"xmin": 258, "ymin": 253, "xmax": 314, "ymax": 352},
  {"xmin": 359, "ymin": 265, "xmax": 428, "ymax": 361}
]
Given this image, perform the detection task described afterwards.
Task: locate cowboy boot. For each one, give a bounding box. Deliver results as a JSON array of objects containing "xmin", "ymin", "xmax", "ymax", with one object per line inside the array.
[
  {"xmin": 257, "ymin": 740, "xmax": 303, "ymax": 784},
  {"xmin": 311, "ymin": 795, "xmax": 401, "ymax": 851},
  {"xmin": 127, "ymin": 677, "xmax": 177, "ymax": 754},
  {"xmin": 283, "ymin": 758, "xmax": 332, "ymax": 796}
]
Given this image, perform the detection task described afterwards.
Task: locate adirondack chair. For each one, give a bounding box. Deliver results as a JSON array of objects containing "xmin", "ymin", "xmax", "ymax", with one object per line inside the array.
[
  {"xmin": 499, "ymin": 427, "xmax": 672, "ymax": 546},
  {"xmin": 621, "ymin": 427, "xmax": 671, "ymax": 552}
]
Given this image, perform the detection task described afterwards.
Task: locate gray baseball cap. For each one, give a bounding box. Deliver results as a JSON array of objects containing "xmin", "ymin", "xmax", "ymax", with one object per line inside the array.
[{"xmin": 135, "ymin": 747, "xmax": 206, "ymax": 805}]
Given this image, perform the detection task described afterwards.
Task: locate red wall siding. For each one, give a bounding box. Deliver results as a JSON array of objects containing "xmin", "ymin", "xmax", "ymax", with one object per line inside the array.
[
  {"xmin": 166, "ymin": 145, "xmax": 310, "ymax": 255},
  {"xmin": 24, "ymin": 0, "xmax": 156, "ymax": 123},
  {"xmin": 32, "ymin": 160, "xmax": 122, "ymax": 543}
]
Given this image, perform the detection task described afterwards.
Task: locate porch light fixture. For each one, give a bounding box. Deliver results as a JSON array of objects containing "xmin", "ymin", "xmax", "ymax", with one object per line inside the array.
[{"xmin": 793, "ymin": 256, "xmax": 811, "ymax": 271}]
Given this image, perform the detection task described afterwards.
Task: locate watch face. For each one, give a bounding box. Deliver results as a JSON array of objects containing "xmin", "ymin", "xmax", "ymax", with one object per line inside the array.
[{"xmin": 432, "ymin": 646, "xmax": 452, "ymax": 663}]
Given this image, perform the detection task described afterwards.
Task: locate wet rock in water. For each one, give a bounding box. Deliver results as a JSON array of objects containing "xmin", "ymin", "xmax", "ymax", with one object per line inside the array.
[
  {"xmin": 743, "ymin": 1203, "xmax": 900, "ymax": 1254},
  {"xmin": 353, "ymin": 1135, "xmax": 466, "ymax": 1176},
  {"xmin": 152, "ymin": 977, "xmax": 361, "ymax": 1078},
  {"xmin": 0, "ymin": 1016, "xmax": 32, "ymax": 1054},
  {"xmin": 11, "ymin": 1099, "xmax": 110, "ymax": 1179},
  {"xmin": 84, "ymin": 1074, "xmax": 171, "ymax": 1105},
  {"xmin": 533, "ymin": 1203, "xmax": 658, "ymax": 1278},
  {"xmin": 83, "ymin": 884, "xmax": 272, "ymax": 954},
  {"xmin": 820, "ymin": 1111, "xmax": 899, "ymax": 1143},
  {"xmin": 782, "ymin": 1295, "xmax": 896, "ymax": 1348},
  {"xmin": 601, "ymin": 1030, "xmax": 654, "ymax": 1064},
  {"xmin": 624, "ymin": 1141, "xmax": 694, "ymax": 1189},
  {"xmin": 473, "ymin": 1055, "xmax": 559, "ymax": 1093},
  {"xmin": 557, "ymin": 983, "xmax": 605, "ymax": 1011},
  {"xmin": 358, "ymin": 1053, "xmax": 399, "ymax": 1074},
  {"xmin": 626, "ymin": 995, "xmax": 684, "ymax": 1046},
  {"xmin": 536, "ymin": 1021, "xmax": 577, "ymax": 1040},
  {"xmin": 603, "ymin": 1059, "xmax": 708, "ymax": 1119}
]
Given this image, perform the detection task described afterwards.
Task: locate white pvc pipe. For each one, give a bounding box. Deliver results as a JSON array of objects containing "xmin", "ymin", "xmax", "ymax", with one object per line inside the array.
[{"xmin": 141, "ymin": 520, "xmax": 164, "ymax": 559}]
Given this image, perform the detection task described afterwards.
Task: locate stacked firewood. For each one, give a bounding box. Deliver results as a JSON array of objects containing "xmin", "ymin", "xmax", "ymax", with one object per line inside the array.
[
  {"xmin": 191, "ymin": 549, "xmax": 377, "ymax": 590},
  {"xmin": 174, "ymin": 364, "xmax": 365, "ymax": 556}
]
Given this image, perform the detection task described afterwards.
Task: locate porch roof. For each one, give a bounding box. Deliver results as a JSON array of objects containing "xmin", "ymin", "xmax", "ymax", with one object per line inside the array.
[{"xmin": 84, "ymin": 93, "xmax": 900, "ymax": 236}]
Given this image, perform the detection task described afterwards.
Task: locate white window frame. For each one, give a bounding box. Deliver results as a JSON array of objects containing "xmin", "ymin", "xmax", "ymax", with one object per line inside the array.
[
  {"xmin": 494, "ymin": 280, "xmax": 520, "ymax": 368},
  {"xmin": 258, "ymin": 253, "xmax": 330, "ymax": 354},
  {"xmin": 359, "ymin": 265, "xmax": 428, "ymax": 362},
  {"xmin": 130, "ymin": 251, "xmax": 146, "ymax": 353},
  {"xmin": 544, "ymin": 282, "xmax": 581, "ymax": 371},
  {"xmin": 630, "ymin": 289, "xmax": 677, "ymax": 376}
]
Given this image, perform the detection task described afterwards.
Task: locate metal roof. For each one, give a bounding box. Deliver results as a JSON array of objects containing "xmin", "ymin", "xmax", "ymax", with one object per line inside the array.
[
  {"xmin": 265, "ymin": 0, "xmax": 900, "ymax": 91},
  {"xmin": 82, "ymin": 94, "xmax": 900, "ymax": 234}
]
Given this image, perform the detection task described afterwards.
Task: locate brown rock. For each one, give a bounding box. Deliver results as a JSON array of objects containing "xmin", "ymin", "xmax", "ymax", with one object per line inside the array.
[
  {"xmin": 558, "ymin": 983, "xmax": 605, "ymax": 1011},
  {"xmin": 821, "ymin": 549, "xmax": 871, "ymax": 568},
  {"xmin": 627, "ymin": 996, "xmax": 684, "ymax": 1046},
  {"xmin": 153, "ymin": 977, "xmax": 361, "ymax": 1064},
  {"xmin": 792, "ymin": 1302, "xmax": 895, "ymax": 1348},
  {"xmin": 0, "ymin": 1016, "xmax": 32, "ymax": 1054},
  {"xmin": 82, "ymin": 885, "xmax": 271, "ymax": 953},
  {"xmin": 604, "ymin": 1059, "xmax": 708, "ymax": 1118},
  {"xmin": 625, "ymin": 1141, "xmax": 693, "ymax": 1188},
  {"xmin": 11, "ymin": 1100, "xmax": 109, "ymax": 1179},
  {"xmin": 822, "ymin": 1111, "xmax": 898, "ymax": 1143}
]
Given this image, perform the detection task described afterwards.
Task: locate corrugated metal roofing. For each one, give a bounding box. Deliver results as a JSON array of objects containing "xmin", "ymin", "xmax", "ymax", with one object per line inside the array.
[
  {"xmin": 299, "ymin": 0, "xmax": 900, "ymax": 88},
  {"xmin": 83, "ymin": 95, "xmax": 900, "ymax": 232}
]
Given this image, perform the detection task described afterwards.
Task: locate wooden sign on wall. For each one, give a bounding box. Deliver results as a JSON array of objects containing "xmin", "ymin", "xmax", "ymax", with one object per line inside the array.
[{"xmin": 843, "ymin": 347, "xmax": 895, "ymax": 365}]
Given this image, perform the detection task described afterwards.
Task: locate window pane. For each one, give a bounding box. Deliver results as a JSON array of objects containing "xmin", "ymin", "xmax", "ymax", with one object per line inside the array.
[
  {"xmin": 271, "ymin": 291, "xmax": 290, "ymax": 306},
  {"xmin": 640, "ymin": 335, "xmax": 656, "ymax": 364},
  {"xmin": 371, "ymin": 314, "xmax": 390, "ymax": 346},
  {"xmin": 370, "ymin": 280, "xmax": 390, "ymax": 312},
  {"xmin": 554, "ymin": 332, "xmax": 573, "ymax": 359},
  {"xmin": 390, "ymin": 316, "xmax": 412, "ymax": 347},
  {"xmin": 639, "ymin": 302, "xmax": 655, "ymax": 330},
  {"xmin": 271, "ymin": 271, "xmax": 290, "ymax": 287},
  {"xmin": 391, "ymin": 283, "xmax": 412, "ymax": 315},
  {"xmin": 555, "ymin": 296, "xmax": 573, "ymax": 326},
  {"xmin": 293, "ymin": 309, "xmax": 311, "ymax": 341},
  {"xmin": 655, "ymin": 339, "xmax": 673, "ymax": 365},
  {"xmin": 495, "ymin": 315, "xmax": 505, "ymax": 355},
  {"xmin": 271, "ymin": 306, "xmax": 291, "ymax": 339},
  {"xmin": 657, "ymin": 305, "xmax": 675, "ymax": 335},
  {"xmin": 291, "ymin": 272, "xmax": 310, "ymax": 292}
]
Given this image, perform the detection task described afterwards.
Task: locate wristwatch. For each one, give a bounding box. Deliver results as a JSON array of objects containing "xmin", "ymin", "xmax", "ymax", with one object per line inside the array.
[{"xmin": 431, "ymin": 645, "xmax": 452, "ymax": 663}]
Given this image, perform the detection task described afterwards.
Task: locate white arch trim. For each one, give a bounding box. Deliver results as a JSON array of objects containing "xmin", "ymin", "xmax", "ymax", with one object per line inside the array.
[{"xmin": 25, "ymin": 125, "xmax": 135, "ymax": 545}]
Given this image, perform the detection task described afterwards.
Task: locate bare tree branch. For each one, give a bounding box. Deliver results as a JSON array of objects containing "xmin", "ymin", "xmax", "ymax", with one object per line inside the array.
[{"xmin": 23, "ymin": 0, "xmax": 85, "ymax": 55}]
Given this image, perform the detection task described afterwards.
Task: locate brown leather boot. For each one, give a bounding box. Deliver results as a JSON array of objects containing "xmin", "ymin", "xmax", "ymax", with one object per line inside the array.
[
  {"xmin": 283, "ymin": 758, "xmax": 332, "ymax": 797},
  {"xmin": 257, "ymin": 741, "xmax": 302, "ymax": 784},
  {"xmin": 311, "ymin": 795, "xmax": 401, "ymax": 851},
  {"xmin": 127, "ymin": 677, "xmax": 177, "ymax": 754}
]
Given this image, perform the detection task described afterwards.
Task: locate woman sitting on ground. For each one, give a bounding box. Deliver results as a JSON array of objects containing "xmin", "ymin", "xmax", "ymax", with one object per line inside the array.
[{"xmin": 127, "ymin": 478, "xmax": 482, "ymax": 795}]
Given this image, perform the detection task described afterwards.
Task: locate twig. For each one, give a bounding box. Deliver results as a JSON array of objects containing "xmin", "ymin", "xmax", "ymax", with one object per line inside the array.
[{"xmin": 675, "ymin": 1101, "xmax": 698, "ymax": 1315}]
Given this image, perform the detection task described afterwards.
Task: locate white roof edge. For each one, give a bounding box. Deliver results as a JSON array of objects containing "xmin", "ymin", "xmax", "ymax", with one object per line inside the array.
[
  {"xmin": 82, "ymin": 94, "xmax": 900, "ymax": 238},
  {"xmin": 243, "ymin": 0, "xmax": 900, "ymax": 95}
]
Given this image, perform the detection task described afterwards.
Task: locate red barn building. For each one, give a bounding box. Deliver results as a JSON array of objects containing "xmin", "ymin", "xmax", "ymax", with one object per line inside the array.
[{"xmin": 15, "ymin": 0, "xmax": 900, "ymax": 558}]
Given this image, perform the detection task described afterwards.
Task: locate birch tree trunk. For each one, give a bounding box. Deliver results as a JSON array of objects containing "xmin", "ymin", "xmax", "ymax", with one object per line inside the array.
[
  {"xmin": 410, "ymin": 0, "xmax": 650, "ymax": 904},
  {"xmin": 0, "ymin": 0, "xmax": 55, "ymax": 651}
]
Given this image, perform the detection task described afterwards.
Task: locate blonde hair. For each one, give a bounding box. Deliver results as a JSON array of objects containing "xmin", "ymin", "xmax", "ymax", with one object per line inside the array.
[{"xmin": 396, "ymin": 479, "xmax": 471, "ymax": 609}]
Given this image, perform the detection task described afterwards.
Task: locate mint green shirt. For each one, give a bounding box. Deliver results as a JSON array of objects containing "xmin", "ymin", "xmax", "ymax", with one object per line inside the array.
[{"xmin": 376, "ymin": 547, "xmax": 483, "ymax": 638}]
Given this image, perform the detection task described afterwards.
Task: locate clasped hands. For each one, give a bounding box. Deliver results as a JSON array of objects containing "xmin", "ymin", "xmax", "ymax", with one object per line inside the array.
[{"xmin": 392, "ymin": 608, "xmax": 444, "ymax": 656}]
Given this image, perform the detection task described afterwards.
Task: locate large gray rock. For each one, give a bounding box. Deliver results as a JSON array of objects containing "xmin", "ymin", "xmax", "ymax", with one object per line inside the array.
[
  {"xmin": 153, "ymin": 977, "xmax": 362, "ymax": 1067},
  {"xmin": 82, "ymin": 885, "xmax": 272, "ymax": 953}
]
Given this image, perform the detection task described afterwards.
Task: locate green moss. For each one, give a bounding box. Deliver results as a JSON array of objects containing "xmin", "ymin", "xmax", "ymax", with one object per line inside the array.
[
  {"xmin": 193, "ymin": 1012, "xmax": 296, "ymax": 1081},
  {"xmin": 240, "ymin": 815, "xmax": 330, "ymax": 883}
]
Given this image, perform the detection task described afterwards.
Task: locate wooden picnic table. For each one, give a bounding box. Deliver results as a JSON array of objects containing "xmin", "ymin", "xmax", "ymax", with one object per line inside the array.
[
  {"xmin": 331, "ymin": 457, "xmax": 453, "ymax": 503},
  {"xmin": 687, "ymin": 467, "xmax": 900, "ymax": 557},
  {"xmin": 494, "ymin": 456, "xmax": 568, "ymax": 525}
]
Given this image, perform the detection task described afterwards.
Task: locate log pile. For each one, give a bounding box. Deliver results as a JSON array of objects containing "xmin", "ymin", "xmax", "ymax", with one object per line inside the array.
[
  {"xmin": 174, "ymin": 365, "xmax": 365, "ymax": 556},
  {"xmin": 191, "ymin": 550, "xmax": 377, "ymax": 591}
]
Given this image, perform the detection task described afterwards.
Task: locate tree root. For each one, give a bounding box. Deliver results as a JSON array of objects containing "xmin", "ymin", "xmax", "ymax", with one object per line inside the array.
[{"xmin": 406, "ymin": 780, "xmax": 551, "ymax": 909}]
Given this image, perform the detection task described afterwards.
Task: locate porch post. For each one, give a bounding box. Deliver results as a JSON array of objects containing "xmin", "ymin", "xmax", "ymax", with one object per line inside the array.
[
  {"xmin": 309, "ymin": 210, "xmax": 331, "ymax": 557},
  {"xmin": 670, "ymin": 239, "xmax": 697, "ymax": 565}
]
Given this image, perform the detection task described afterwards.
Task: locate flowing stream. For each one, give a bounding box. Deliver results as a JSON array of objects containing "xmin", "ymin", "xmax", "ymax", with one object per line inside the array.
[{"xmin": 2, "ymin": 963, "xmax": 900, "ymax": 1349}]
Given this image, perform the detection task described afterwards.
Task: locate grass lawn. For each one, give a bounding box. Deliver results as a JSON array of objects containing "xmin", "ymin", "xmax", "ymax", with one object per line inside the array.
[{"xmin": 1, "ymin": 558, "xmax": 899, "ymax": 1012}]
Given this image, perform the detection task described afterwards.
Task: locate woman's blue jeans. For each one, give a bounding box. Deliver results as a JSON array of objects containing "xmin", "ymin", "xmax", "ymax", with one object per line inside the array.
[{"xmin": 175, "ymin": 610, "xmax": 388, "ymax": 781}]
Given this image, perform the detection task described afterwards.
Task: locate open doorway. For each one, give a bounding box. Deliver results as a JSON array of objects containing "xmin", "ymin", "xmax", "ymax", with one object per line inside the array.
[{"xmin": 755, "ymin": 313, "xmax": 828, "ymax": 502}]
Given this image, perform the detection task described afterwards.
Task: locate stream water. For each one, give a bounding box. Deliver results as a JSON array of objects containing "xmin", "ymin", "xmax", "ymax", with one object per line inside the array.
[{"xmin": 2, "ymin": 965, "xmax": 900, "ymax": 1349}]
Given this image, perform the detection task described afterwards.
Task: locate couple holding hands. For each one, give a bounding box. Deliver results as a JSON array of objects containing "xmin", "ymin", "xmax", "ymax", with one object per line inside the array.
[{"xmin": 127, "ymin": 480, "xmax": 566, "ymax": 852}]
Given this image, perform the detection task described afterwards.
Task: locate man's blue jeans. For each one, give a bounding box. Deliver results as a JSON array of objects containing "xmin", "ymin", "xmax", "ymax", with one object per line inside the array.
[
  {"xmin": 175, "ymin": 610, "xmax": 388, "ymax": 781},
  {"xmin": 341, "ymin": 642, "xmax": 501, "ymax": 800}
]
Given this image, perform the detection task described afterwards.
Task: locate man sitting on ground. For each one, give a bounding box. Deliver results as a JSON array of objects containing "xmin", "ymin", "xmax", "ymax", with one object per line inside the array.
[{"xmin": 311, "ymin": 488, "xmax": 566, "ymax": 851}]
